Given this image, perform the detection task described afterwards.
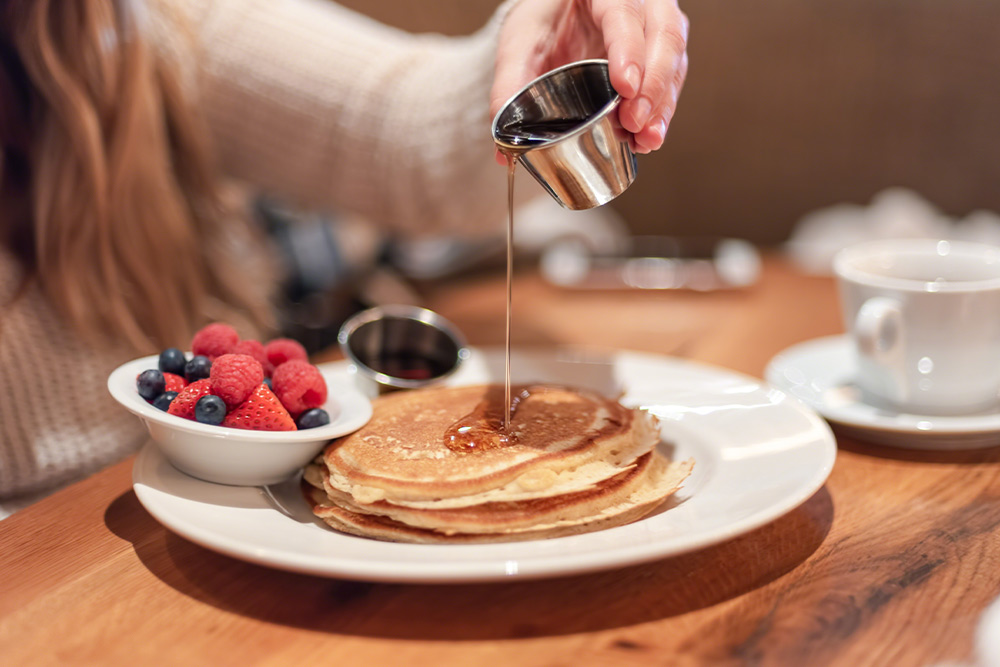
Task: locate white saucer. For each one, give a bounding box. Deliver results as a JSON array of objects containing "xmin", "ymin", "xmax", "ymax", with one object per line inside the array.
[{"xmin": 765, "ymin": 335, "xmax": 1000, "ymax": 450}]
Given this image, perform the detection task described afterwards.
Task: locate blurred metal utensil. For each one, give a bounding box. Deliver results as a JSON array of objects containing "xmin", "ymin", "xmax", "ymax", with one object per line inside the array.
[
  {"xmin": 492, "ymin": 59, "xmax": 637, "ymax": 210},
  {"xmin": 541, "ymin": 236, "xmax": 762, "ymax": 291},
  {"xmin": 338, "ymin": 305, "xmax": 469, "ymax": 393}
]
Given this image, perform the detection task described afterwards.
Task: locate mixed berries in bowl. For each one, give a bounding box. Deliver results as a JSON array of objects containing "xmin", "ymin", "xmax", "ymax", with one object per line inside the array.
[{"xmin": 109, "ymin": 323, "xmax": 372, "ymax": 486}]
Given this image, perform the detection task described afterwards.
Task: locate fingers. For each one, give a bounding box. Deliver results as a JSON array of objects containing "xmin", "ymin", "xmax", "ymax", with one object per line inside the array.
[
  {"xmin": 615, "ymin": 1, "xmax": 689, "ymax": 148},
  {"xmin": 632, "ymin": 117, "xmax": 667, "ymax": 154},
  {"xmin": 489, "ymin": 1, "xmax": 562, "ymax": 120},
  {"xmin": 490, "ymin": 41, "xmax": 534, "ymax": 121},
  {"xmin": 596, "ymin": 0, "xmax": 646, "ymax": 99},
  {"xmin": 633, "ymin": 48, "xmax": 687, "ymax": 152},
  {"xmin": 491, "ymin": 0, "xmax": 689, "ymax": 160}
]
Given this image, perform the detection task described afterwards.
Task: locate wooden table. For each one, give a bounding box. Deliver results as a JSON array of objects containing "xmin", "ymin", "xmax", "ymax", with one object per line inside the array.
[{"xmin": 3, "ymin": 255, "xmax": 1000, "ymax": 666}]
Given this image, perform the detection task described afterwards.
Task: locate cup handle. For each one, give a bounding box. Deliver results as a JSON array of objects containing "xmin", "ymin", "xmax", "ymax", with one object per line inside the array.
[{"xmin": 854, "ymin": 297, "xmax": 903, "ymax": 361}]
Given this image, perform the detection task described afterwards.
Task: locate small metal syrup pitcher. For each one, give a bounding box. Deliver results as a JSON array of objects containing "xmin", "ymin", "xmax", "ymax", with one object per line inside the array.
[
  {"xmin": 338, "ymin": 305, "xmax": 470, "ymax": 395},
  {"xmin": 492, "ymin": 59, "xmax": 638, "ymax": 210}
]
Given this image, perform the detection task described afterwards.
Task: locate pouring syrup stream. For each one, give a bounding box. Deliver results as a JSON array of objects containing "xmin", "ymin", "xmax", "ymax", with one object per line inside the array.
[
  {"xmin": 504, "ymin": 151, "xmax": 516, "ymax": 432},
  {"xmin": 441, "ymin": 149, "xmax": 520, "ymax": 454}
]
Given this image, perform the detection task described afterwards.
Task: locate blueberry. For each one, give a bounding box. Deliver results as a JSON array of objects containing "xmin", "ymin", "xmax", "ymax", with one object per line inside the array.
[
  {"xmin": 158, "ymin": 348, "xmax": 187, "ymax": 376},
  {"xmin": 185, "ymin": 355, "xmax": 212, "ymax": 382},
  {"xmin": 152, "ymin": 391, "xmax": 178, "ymax": 411},
  {"xmin": 263, "ymin": 377, "xmax": 272, "ymax": 390},
  {"xmin": 137, "ymin": 369, "xmax": 166, "ymax": 402},
  {"xmin": 296, "ymin": 408, "xmax": 330, "ymax": 430},
  {"xmin": 195, "ymin": 394, "xmax": 226, "ymax": 425}
]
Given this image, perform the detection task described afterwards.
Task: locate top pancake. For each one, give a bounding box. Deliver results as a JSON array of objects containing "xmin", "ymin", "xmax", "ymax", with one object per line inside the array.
[{"xmin": 319, "ymin": 383, "xmax": 661, "ymax": 506}]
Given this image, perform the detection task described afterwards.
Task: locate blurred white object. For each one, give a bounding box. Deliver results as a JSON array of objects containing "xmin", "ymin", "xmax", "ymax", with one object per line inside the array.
[
  {"xmin": 978, "ymin": 594, "xmax": 1000, "ymax": 667},
  {"xmin": 785, "ymin": 187, "xmax": 1000, "ymax": 275},
  {"xmin": 523, "ymin": 197, "xmax": 761, "ymax": 291}
]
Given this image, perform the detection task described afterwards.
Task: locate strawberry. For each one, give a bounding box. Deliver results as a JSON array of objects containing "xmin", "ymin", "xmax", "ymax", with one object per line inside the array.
[
  {"xmin": 163, "ymin": 372, "xmax": 187, "ymax": 393},
  {"xmin": 222, "ymin": 383, "xmax": 296, "ymax": 431},
  {"xmin": 167, "ymin": 379, "xmax": 213, "ymax": 420}
]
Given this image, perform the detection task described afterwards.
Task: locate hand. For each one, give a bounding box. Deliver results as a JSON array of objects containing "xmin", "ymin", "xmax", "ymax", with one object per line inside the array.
[{"xmin": 490, "ymin": 0, "xmax": 689, "ymax": 162}]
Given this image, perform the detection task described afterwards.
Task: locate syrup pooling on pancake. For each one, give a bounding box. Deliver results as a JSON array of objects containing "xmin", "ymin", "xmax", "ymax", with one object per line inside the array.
[
  {"xmin": 444, "ymin": 385, "xmax": 516, "ymax": 453},
  {"xmin": 303, "ymin": 383, "xmax": 694, "ymax": 543},
  {"xmin": 444, "ymin": 385, "xmax": 555, "ymax": 453}
]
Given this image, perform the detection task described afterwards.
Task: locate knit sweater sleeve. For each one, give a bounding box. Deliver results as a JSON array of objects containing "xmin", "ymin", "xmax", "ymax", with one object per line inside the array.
[
  {"xmin": 179, "ymin": 0, "xmax": 512, "ymax": 238},
  {"xmin": 0, "ymin": 247, "xmax": 146, "ymax": 518}
]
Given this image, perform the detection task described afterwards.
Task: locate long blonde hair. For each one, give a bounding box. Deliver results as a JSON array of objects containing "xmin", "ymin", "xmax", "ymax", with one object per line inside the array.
[{"xmin": 0, "ymin": 0, "xmax": 273, "ymax": 352}]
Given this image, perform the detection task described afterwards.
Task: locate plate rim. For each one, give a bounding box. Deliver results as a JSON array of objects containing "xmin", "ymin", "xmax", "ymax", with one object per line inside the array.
[{"xmin": 133, "ymin": 346, "xmax": 837, "ymax": 583}]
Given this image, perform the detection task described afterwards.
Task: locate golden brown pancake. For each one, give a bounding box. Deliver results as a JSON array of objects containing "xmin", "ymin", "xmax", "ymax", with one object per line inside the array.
[{"xmin": 304, "ymin": 383, "xmax": 692, "ymax": 543}]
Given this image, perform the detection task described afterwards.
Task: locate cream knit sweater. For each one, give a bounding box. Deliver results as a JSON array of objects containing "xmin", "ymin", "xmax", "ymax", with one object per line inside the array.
[{"xmin": 0, "ymin": 0, "xmax": 510, "ymax": 517}]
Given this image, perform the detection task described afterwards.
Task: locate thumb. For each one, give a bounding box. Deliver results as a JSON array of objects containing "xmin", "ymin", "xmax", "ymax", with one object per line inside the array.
[
  {"xmin": 490, "ymin": 38, "xmax": 538, "ymax": 120},
  {"xmin": 490, "ymin": 0, "xmax": 564, "ymax": 118}
]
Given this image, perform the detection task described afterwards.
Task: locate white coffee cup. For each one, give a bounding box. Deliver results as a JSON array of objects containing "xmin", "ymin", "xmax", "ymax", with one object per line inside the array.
[{"xmin": 833, "ymin": 238, "xmax": 1000, "ymax": 415}]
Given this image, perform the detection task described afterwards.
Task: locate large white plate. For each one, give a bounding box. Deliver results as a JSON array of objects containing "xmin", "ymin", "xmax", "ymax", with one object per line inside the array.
[{"xmin": 133, "ymin": 348, "xmax": 836, "ymax": 583}]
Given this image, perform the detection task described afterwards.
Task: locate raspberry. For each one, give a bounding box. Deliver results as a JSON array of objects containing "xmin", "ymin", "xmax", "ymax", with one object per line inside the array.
[
  {"xmin": 264, "ymin": 338, "xmax": 308, "ymax": 374},
  {"xmin": 271, "ymin": 360, "xmax": 327, "ymax": 417},
  {"xmin": 209, "ymin": 353, "xmax": 264, "ymax": 409},
  {"xmin": 232, "ymin": 339, "xmax": 268, "ymax": 371},
  {"xmin": 222, "ymin": 383, "xmax": 296, "ymax": 431},
  {"xmin": 167, "ymin": 379, "xmax": 213, "ymax": 420},
  {"xmin": 191, "ymin": 323, "xmax": 239, "ymax": 360}
]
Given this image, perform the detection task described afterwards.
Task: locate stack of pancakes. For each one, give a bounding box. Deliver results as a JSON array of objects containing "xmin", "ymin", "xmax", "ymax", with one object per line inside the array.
[{"xmin": 303, "ymin": 383, "xmax": 692, "ymax": 543}]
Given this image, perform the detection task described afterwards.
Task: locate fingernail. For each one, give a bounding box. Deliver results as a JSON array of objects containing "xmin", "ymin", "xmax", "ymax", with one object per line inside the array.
[
  {"xmin": 653, "ymin": 116, "xmax": 668, "ymax": 143},
  {"xmin": 634, "ymin": 96, "xmax": 652, "ymax": 128},
  {"xmin": 624, "ymin": 65, "xmax": 641, "ymax": 97}
]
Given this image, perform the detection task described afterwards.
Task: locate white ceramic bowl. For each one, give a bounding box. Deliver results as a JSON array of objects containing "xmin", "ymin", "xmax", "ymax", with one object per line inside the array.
[{"xmin": 108, "ymin": 354, "xmax": 372, "ymax": 486}]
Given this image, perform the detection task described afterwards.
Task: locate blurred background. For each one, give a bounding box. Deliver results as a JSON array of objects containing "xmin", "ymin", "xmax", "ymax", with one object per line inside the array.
[
  {"xmin": 338, "ymin": 0, "xmax": 1000, "ymax": 244},
  {"xmin": 269, "ymin": 0, "xmax": 1000, "ymax": 349}
]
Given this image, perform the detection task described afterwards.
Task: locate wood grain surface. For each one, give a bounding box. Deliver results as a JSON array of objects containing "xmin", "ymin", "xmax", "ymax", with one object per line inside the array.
[{"xmin": 3, "ymin": 255, "xmax": 1000, "ymax": 666}]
